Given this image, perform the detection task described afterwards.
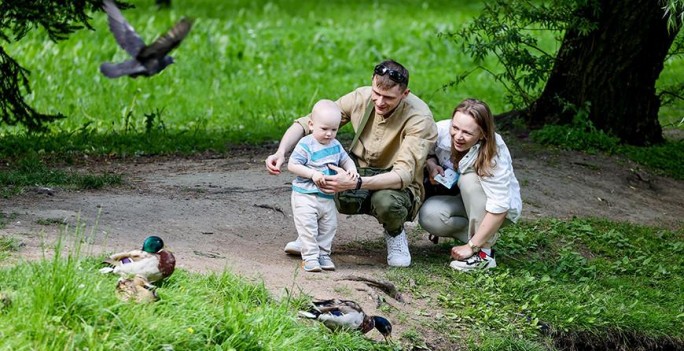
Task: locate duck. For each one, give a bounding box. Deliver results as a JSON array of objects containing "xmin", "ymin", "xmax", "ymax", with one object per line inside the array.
[
  {"xmin": 99, "ymin": 235, "xmax": 176, "ymax": 283},
  {"xmin": 298, "ymin": 298, "xmax": 393, "ymax": 342},
  {"xmin": 0, "ymin": 291, "xmax": 12, "ymax": 310},
  {"xmin": 115, "ymin": 275, "xmax": 159, "ymax": 303}
]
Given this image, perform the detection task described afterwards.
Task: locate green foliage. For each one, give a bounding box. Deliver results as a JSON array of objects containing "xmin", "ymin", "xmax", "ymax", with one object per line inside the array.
[
  {"xmin": 446, "ymin": 0, "xmax": 684, "ymax": 141},
  {"xmin": 663, "ymin": 0, "xmax": 684, "ymax": 31},
  {"xmin": 0, "ymin": 47, "xmax": 64, "ymax": 130},
  {"xmin": 444, "ymin": 0, "xmax": 587, "ymax": 109},
  {"xmin": 0, "ymin": 0, "xmax": 107, "ymax": 131}
]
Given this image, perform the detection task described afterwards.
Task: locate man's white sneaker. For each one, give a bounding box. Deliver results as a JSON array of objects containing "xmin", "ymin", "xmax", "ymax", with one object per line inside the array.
[
  {"xmin": 449, "ymin": 251, "xmax": 497, "ymax": 271},
  {"xmin": 284, "ymin": 240, "xmax": 302, "ymax": 255},
  {"xmin": 385, "ymin": 230, "xmax": 411, "ymax": 267}
]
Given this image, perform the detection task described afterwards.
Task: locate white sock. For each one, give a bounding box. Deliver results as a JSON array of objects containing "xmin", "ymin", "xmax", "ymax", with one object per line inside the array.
[{"xmin": 481, "ymin": 248, "xmax": 492, "ymax": 256}]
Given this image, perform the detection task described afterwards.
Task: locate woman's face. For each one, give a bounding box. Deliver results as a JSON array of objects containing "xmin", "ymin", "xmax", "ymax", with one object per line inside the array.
[{"xmin": 450, "ymin": 111, "xmax": 483, "ymax": 152}]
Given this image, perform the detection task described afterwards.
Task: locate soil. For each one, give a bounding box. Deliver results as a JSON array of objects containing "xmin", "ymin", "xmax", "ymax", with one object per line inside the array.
[{"xmin": 1, "ymin": 136, "xmax": 683, "ymax": 350}]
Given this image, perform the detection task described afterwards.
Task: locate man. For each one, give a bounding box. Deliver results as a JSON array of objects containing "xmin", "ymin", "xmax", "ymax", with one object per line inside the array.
[{"xmin": 265, "ymin": 59, "xmax": 437, "ymax": 267}]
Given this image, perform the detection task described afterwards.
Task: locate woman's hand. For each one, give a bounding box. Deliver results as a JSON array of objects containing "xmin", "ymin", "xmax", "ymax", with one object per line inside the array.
[
  {"xmin": 426, "ymin": 159, "xmax": 445, "ymax": 185},
  {"xmin": 450, "ymin": 244, "xmax": 474, "ymax": 261}
]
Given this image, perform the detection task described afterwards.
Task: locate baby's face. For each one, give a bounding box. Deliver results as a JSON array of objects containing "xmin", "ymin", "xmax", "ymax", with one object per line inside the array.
[{"xmin": 310, "ymin": 113, "xmax": 341, "ymax": 145}]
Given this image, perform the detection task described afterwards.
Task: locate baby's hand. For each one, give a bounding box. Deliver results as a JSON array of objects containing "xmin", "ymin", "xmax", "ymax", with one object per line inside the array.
[
  {"xmin": 346, "ymin": 170, "xmax": 359, "ymax": 180},
  {"xmin": 312, "ymin": 172, "xmax": 326, "ymax": 187}
]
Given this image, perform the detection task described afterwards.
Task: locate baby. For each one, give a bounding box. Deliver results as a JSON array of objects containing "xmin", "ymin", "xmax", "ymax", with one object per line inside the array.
[{"xmin": 288, "ymin": 99, "xmax": 358, "ymax": 272}]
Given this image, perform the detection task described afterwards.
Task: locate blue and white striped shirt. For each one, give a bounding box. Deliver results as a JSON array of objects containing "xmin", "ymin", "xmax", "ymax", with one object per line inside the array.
[{"xmin": 290, "ymin": 135, "xmax": 350, "ymax": 198}]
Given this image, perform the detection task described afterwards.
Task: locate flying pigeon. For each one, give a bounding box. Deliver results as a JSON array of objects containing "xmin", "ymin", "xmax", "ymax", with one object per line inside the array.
[{"xmin": 100, "ymin": 0, "xmax": 192, "ymax": 78}]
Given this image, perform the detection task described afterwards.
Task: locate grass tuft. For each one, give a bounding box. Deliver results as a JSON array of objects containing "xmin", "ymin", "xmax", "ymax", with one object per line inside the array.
[{"xmin": 0, "ymin": 151, "xmax": 122, "ymax": 197}]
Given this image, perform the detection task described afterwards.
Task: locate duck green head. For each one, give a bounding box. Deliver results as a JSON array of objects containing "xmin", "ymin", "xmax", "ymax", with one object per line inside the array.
[
  {"xmin": 142, "ymin": 236, "xmax": 164, "ymax": 253},
  {"xmin": 373, "ymin": 316, "xmax": 392, "ymax": 342}
]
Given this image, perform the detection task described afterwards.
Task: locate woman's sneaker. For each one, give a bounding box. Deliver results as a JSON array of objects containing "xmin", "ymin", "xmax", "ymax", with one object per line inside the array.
[
  {"xmin": 449, "ymin": 251, "xmax": 497, "ymax": 271},
  {"xmin": 302, "ymin": 259, "xmax": 322, "ymax": 272},
  {"xmin": 318, "ymin": 255, "xmax": 336, "ymax": 271}
]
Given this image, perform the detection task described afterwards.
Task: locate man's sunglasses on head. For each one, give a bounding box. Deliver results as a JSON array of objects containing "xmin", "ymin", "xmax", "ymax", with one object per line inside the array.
[{"xmin": 374, "ymin": 64, "xmax": 408, "ymax": 84}]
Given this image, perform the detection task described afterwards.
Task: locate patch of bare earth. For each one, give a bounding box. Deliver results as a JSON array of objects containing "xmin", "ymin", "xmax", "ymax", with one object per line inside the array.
[{"xmin": 1, "ymin": 138, "xmax": 683, "ymax": 350}]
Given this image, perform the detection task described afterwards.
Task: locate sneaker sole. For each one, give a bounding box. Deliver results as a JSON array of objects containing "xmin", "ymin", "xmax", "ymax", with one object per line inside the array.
[
  {"xmin": 284, "ymin": 248, "xmax": 301, "ymax": 255},
  {"xmin": 302, "ymin": 262, "xmax": 322, "ymax": 272},
  {"xmin": 387, "ymin": 260, "xmax": 411, "ymax": 267},
  {"xmin": 320, "ymin": 265, "xmax": 336, "ymax": 271},
  {"xmin": 449, "ymin": 260, "xmax": 495, "ymax": 271}
]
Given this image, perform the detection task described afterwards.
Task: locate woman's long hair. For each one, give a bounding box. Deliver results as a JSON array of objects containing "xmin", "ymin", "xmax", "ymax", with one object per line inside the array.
[{"xmin": 451, "ymin": 98, "xmax": 498, "ymax": 177}]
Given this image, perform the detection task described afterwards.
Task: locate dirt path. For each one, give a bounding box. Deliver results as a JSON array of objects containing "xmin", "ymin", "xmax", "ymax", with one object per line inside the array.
[{"xmin": 1, "ymin": 139, "xmax": 683, "ymax": 347}]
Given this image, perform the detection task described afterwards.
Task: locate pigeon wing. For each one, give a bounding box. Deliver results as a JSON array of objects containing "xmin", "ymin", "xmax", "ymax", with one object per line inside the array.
[
  {"xmin": 137, "ymin": 18, "xmax": 193, "ymax": 61},
  {"xmin": 100, "ymin": 59, "xmax": 147, "ymax": 78},
  {"xmin": 103, "ymin": 0, "xmax": 146, "ymax": 57}
]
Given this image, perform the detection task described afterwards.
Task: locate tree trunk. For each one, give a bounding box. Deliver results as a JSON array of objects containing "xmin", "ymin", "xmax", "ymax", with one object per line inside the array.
[{"xmin": 527, "ymin": 0, "xmax": 680, "ymax": 146}]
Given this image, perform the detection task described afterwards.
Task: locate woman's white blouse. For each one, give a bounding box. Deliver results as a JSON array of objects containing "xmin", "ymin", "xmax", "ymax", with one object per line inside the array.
[{"xmin": 432, "ymin": 119, "xmax": 522, "ymax": 223}]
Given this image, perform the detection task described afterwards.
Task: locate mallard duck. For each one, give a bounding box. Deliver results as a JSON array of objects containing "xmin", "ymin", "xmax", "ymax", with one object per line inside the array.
[
  {"xmin": 115, "ymin": 275, "xmax": 159, "ymax": 303},
  {"xmin": 298, "ymin": 298, "xmax": 393, "ymax": 342},
  {"xmin": 99, "ymin": 235, "xmax": 175, "ymax": 283},
  {"xmin": 0, "ymin": 291, "xmax": 12, "ymax": 310}
]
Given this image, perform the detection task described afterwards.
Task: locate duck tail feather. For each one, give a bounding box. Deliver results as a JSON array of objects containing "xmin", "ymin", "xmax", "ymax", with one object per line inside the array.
[{"xmin": 298, "ymin": 311, "xmax": 318, "ymax": 319}]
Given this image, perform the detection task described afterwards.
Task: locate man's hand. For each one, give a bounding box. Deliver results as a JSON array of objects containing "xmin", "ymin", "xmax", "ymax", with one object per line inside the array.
[
  {"xmin": 319, "ymin": 164, "xmax": 357, "ymax": 193},
  {"xmin": 265, "ymin": 153, "xmax": 284, "ymax": 175}
]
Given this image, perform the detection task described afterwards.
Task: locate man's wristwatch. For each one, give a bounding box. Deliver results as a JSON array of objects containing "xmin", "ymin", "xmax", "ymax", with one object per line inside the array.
[
  {"xmin": 355, "ymin": 176, "xmax": 363, "ymax": 190},
  {"xmin": 468, "ymin": 240, "xmax": 480, "ymax": 253}
]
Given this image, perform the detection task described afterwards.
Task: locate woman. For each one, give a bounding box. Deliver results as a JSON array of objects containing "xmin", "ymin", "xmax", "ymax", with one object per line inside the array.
[{"xmin": 419, "ymin": 98, "xmax": 522, "ymax": 271}]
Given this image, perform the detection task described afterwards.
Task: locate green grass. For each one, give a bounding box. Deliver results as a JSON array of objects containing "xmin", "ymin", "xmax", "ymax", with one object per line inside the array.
[
  {"xmin": 0, "ymin": 235, "xmax": 21, "ymax": 261},
  {"xmin": 1, "ymin": 0, "xmax": 682, "ymax": 181},
  {"xmin": 620, "ymin": 141, "xmax": 684, "ymax": 179},
  {"xmin": 2, "ymin": 0, "xmax": 500, "ymax": 138},
  {"xmin": 530, "ymin": 122, "xmax": 684, "ymax": 179},
  {"xmin": 1, "ymin": 0, "xmax": 683, "ymax": 178},
  {"xmin": 1, "ymin": 1, "xmax": 684, "ymax": 349},
  {"xmin": 2, "ymin": 0, "xmax": 679, "ymax": 138},
  {"xmin": 2, "ymin": 217, "xmax": 681, "ymax": 350},
  {"xmin": 0, "ymin": 226, "xmax": 395, "ymax": 351},
  {"xmin": 0, "ymin": 152, "xmax": 122, "ymax": 198},
  {"xmin": 389, "ymin": 218, "xmax": 684, "ymax": 350}
]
